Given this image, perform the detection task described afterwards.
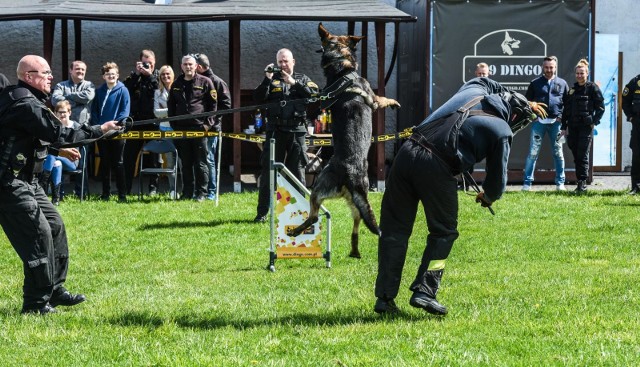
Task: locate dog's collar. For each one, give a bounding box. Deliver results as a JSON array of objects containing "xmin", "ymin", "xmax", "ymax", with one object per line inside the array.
[{"xmin": 320, "ymin": 71, "xmax": 359, "ymax": 99}]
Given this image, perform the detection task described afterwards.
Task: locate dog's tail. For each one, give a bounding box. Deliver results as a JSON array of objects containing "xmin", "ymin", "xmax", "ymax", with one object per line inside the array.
[{"xmin": 351, "ymin": 189, "xmax": 381, "ymax": 236}]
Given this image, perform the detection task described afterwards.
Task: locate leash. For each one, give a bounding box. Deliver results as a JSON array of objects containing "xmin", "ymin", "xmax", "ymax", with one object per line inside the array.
[{"xmin": 463, "ymin": 171, "xmax": 495, "ymax": 215}]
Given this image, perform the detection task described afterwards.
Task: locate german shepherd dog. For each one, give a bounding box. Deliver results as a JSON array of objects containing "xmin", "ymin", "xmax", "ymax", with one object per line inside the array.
[{"xmin": 287, "ymin": 23, "xmax": 400, "ymax": 258}]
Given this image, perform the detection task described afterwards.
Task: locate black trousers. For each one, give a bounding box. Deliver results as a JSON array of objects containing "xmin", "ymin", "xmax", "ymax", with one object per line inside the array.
[
  {"xmin": 98, "ymin": 139, "xmax": 127, "ymax": 196},
  {"xmin": 0, "ymin": 178, "xmax": 70, "ymax": 308},
  {"xmin": 567, "ymin": 124, "xmax": 593, "ymax": 181},
  {"xmin": 175, "ymin": 137, "xmax": 209, "ymax": 198},
  {"xmin": 630, "ymin": 121, "xmax": 640, "ymax": 186},
  {"xmin": 375, "ymin": 140, "xmax": 459, "ymax": 301},
  {"xmin": 256, "ymin": 130, "xmax": 307, "ymax": 217}
]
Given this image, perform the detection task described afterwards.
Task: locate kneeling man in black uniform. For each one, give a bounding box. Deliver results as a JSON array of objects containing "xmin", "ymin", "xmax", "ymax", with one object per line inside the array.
[
  {"xmin": 0, "ymin": 55, "xmax": 122, "ymax": 314},
  {"xmin": 374, "ymin": 77, "xmax": 543, "ymax": 315}
]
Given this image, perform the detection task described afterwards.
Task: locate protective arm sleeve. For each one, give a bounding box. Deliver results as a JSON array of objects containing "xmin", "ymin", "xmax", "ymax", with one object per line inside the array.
[{"xmin": 482, "ymin": 136, "xmax": 511, "ymax": 202}]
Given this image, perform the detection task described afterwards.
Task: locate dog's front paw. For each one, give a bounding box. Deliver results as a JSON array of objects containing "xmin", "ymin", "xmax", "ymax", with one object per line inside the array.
[
  {"xmin": 376, "ymin": 96, "xmax": 401, "ymax": 109},
  {"xmin": 388, "ymin": 99, "xmax": 401, "ymax": 109}
]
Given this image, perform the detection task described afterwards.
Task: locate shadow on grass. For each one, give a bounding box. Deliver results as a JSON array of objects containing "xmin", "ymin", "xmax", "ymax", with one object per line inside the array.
[
  {"xmin": 139, "ymin": 218, "xmax": 255, "ymax": 230},
  {"xmin": 108, "ymin": 308, "xmax": 442, "ymax": 330}
]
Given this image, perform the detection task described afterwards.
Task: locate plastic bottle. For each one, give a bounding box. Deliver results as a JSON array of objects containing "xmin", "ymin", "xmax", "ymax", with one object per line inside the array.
[
  {"xmin": 315, "ymin": 113, "xmax": 323, "ymax": 133},
  {"xmin": 326, "ymin": 109, "xmax": 332, "ymax": 133},
  {"xmin": 254, "ymin": 109, "xmax": 263, "ymax": 133},
  {"xmin": 320, "ymin": 109, "xmax": 327, "ymax": 133}
]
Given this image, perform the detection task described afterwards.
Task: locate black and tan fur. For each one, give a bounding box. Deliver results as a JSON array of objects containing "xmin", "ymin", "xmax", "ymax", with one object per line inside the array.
[{"xmin": 287, "ymin": 23, "xmax": 400, "ymax": 258}]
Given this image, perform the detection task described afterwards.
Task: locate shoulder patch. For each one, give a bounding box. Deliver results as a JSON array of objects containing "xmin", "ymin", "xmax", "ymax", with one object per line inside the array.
[
  {"xmin": 210, "ymin": 89, "xmax": 217, "ymax": 101},
  {"xmin": 307, "ymin": 81, "xmax": 318, "ymax": 89},
  {"xmin": 569, "ymin": 88, "xmax": 575, "ymax": 95},
  {"xmin": 637, "ymin": 80, "xmax": 640, "ymax": 87},
  {"xmin": 623, "ymin": 87, "xmax": 629, "ymax": 96},
  {"xmin": 9, "ymin": 87, "xmax": 33, "ymax": 101},
  {"xmin": 271, "ymin": 80, "xmax": 281, "ymax": 86}
]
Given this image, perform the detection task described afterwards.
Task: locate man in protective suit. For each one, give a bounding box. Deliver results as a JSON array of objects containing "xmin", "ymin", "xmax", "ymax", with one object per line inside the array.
[
  {"xmin": 0, "ymin": 55, "xmax": 122, "ymax": 314},
  {"xmin": 374, "ymin": 77, "xmax": 545, "ymax": 315}
]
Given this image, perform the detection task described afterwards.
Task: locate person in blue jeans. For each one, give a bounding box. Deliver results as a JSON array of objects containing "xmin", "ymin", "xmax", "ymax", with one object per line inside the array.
[
  {"xmin": 40, "ymin": 101, "xmax": 82, "ymax": 205},
  {"xmin": 522, "ymin": 56, "xmax": 569, "ymax": 191},
  {"xmin": 195, "ymin": 53, "xmax": 231, "ymax": 201}
]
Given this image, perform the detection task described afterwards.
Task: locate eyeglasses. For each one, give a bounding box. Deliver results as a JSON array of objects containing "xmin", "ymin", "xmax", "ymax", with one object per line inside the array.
[{"xmin": 26, "ymin": 70, "xmax": 52, "ymax": 76}]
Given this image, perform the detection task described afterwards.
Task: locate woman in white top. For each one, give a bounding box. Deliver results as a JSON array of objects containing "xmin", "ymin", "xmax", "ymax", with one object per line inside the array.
[{"xmin": 153, "ymin": 65, "xmax": 178, "ymax": 198}]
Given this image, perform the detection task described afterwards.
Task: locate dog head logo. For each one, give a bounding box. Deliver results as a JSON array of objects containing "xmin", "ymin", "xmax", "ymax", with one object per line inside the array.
[
  {"xmin": 501, "ymin": 31, "xmax": 521, "ymax": 56},
  {"xmin": 318, "ymin": 23, "xmax": 363, "ymax": 74}
]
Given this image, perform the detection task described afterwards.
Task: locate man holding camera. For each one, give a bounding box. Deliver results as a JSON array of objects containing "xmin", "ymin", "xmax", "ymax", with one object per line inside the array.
[
  {"xmin": 123, "ymin": 49, "xmax": 160, "ymax": 196},
  {"xmin": 252, "ymin": 48, "xmax": 319, "ymax": 223}
]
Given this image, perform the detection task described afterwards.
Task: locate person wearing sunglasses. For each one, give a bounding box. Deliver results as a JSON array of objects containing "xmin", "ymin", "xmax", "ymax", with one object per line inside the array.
[{"xmin": 0, "ymin": 55, "xmax": 121, "ymax": 315}]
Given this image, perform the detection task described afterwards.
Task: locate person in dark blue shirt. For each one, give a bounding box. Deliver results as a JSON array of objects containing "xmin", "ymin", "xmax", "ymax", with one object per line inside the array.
[{"xmin": 374, "ymin": 78, "xmax": 543, "ymax": 316}]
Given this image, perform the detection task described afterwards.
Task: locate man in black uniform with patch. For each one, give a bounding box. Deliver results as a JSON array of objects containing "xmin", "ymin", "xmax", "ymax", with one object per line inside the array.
[
  {"xmin": 374, "ymin": 77, "xmax": 543, "ymax": 315},
  {"xmin": 167, "ymin": 54, "xmax": 217, "ymax": 201},
  {"xmin": 621, "ymin": 72, "xmax": 640, "ymax": 194},
  {"xmin": 0, "ymin": 55, "xmax": 122, "ymax": 314},
  {"xmin": 253, "ymin": 48, "xmax": 319, "ymax": 222}
]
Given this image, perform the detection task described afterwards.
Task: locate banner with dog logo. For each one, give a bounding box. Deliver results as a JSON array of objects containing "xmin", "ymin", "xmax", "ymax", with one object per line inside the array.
[
  {"xmin": 397, "ymin": 0, "xmax": 590, "ymax": 172},
  {"xmin": 274, "ymin": 171, "xmax": 323, "ymax": 259}
]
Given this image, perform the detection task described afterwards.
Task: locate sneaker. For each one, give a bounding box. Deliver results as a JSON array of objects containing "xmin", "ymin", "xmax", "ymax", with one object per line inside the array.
[
  {"xmin": 169, "ymin": 190, "xmax": 177, "ymax": 199},
  {"xmin": 149, "ymin": 188, "xmax": 158, "ymax": 196},
  {"xmin": 374, "ymin": 298, "xmax": 399, "ymax": 314},
  {"xmin": 206, "ymin": 193, "xmax": 216, "ymax": 201},
  {"xmin": 521, "ymin": 184, "xmax": 531, "ymax": 192},
  {"xmin": 556, "ymin": 184, "xmax": 566, "ymax": 191},
  {"xmin": 195, "ymin": 194, "xmax": 206, "ymax": 202}
]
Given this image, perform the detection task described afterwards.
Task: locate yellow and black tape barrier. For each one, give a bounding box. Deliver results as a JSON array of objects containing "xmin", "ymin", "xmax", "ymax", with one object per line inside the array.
[{"xmin": 114, "ymin": 127, "xmax": 413, "ymax": 146}]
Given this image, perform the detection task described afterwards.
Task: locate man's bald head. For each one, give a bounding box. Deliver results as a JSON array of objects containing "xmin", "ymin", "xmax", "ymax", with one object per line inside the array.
[{"xmin": 17, "ymin": 55, "xmax": 53, "ymax": 94}]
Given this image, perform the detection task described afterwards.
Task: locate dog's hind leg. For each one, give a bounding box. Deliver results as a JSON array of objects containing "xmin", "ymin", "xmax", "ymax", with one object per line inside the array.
[
  {"xmin": 347, "ymin": 182, "xmax": 380, "ymax": 236},
  {"xmin": 348, "ymin": 203, "xmax": 362, "ymax": 258}
]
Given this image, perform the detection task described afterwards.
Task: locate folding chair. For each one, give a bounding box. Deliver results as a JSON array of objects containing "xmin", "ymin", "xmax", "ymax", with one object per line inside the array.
[
  {"xmin": 62, "ymin": 145, "xmax": 88, "ymax": 201},
  {"xmin": 138, "ymin": 139, "xmax": 180, "ymax": 200}
]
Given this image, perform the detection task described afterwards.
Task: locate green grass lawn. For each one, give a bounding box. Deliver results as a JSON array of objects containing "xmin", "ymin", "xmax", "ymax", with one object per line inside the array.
[{"xmin": 1, "ymin": 190, "xmax": 639, "ymax": 366}]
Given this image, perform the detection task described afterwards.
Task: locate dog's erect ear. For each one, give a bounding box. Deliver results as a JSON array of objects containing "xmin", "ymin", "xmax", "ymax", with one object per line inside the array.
[
  {"xmin": 318, "ymin": 22, "xmax": 331, "ymax": 41},
  {"xmin": 348, "ymin": 35, "xmax": 365, "ymax": 49}
]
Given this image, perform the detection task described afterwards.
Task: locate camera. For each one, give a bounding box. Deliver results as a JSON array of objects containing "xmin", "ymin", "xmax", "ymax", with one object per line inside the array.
[
  {"xmin": 142, "ymin": 62, "xmax": 150, "ymax": 70},
  {"xmin": 265, "ymin": 66, "xmax": 282, "ymax": 73}
]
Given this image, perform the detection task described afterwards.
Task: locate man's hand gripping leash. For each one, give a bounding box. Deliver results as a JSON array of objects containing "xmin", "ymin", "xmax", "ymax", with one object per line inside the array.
[{"xmin": 463, "ymin": 171, "xmax": 495, "ymax": 215}]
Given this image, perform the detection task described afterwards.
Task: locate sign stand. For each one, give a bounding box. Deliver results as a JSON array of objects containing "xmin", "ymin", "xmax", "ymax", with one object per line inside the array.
[{"xmin": 266, "ymin": 138, "xmax": 332, "ymax": 272}]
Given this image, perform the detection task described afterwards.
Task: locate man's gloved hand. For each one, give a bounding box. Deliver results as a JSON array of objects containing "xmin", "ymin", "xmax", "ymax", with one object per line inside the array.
[
  {"xmin": 529, "ymin": 101, "xmax": 549, "ymax": 119},
  {"xmin": 475, "ymin": 192, "xmax": 492, "ymax": 208}
]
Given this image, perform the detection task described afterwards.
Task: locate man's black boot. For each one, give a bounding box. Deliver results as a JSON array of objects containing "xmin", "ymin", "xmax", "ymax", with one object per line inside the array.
[
  {"xmin": 574, "ymin": 180, "xmax": 587, "ymax": 193},
  {"xmin": 50, "ymin": 291, "xmax": 86, "ymax": 307},
  {"xmin": 21, "ymin": 303, "xmax": 57, "ymax": 315},
  {"xmin": 374, "ymin": 298, "xmax": 399, "ymax": 314},
  {"xmin": 628, "ymin": 184, "xmax": 640, "ymax": 195},
  {"xmin": 410, "ymin": 269, "xmax": 448, "ymax": 315}
]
